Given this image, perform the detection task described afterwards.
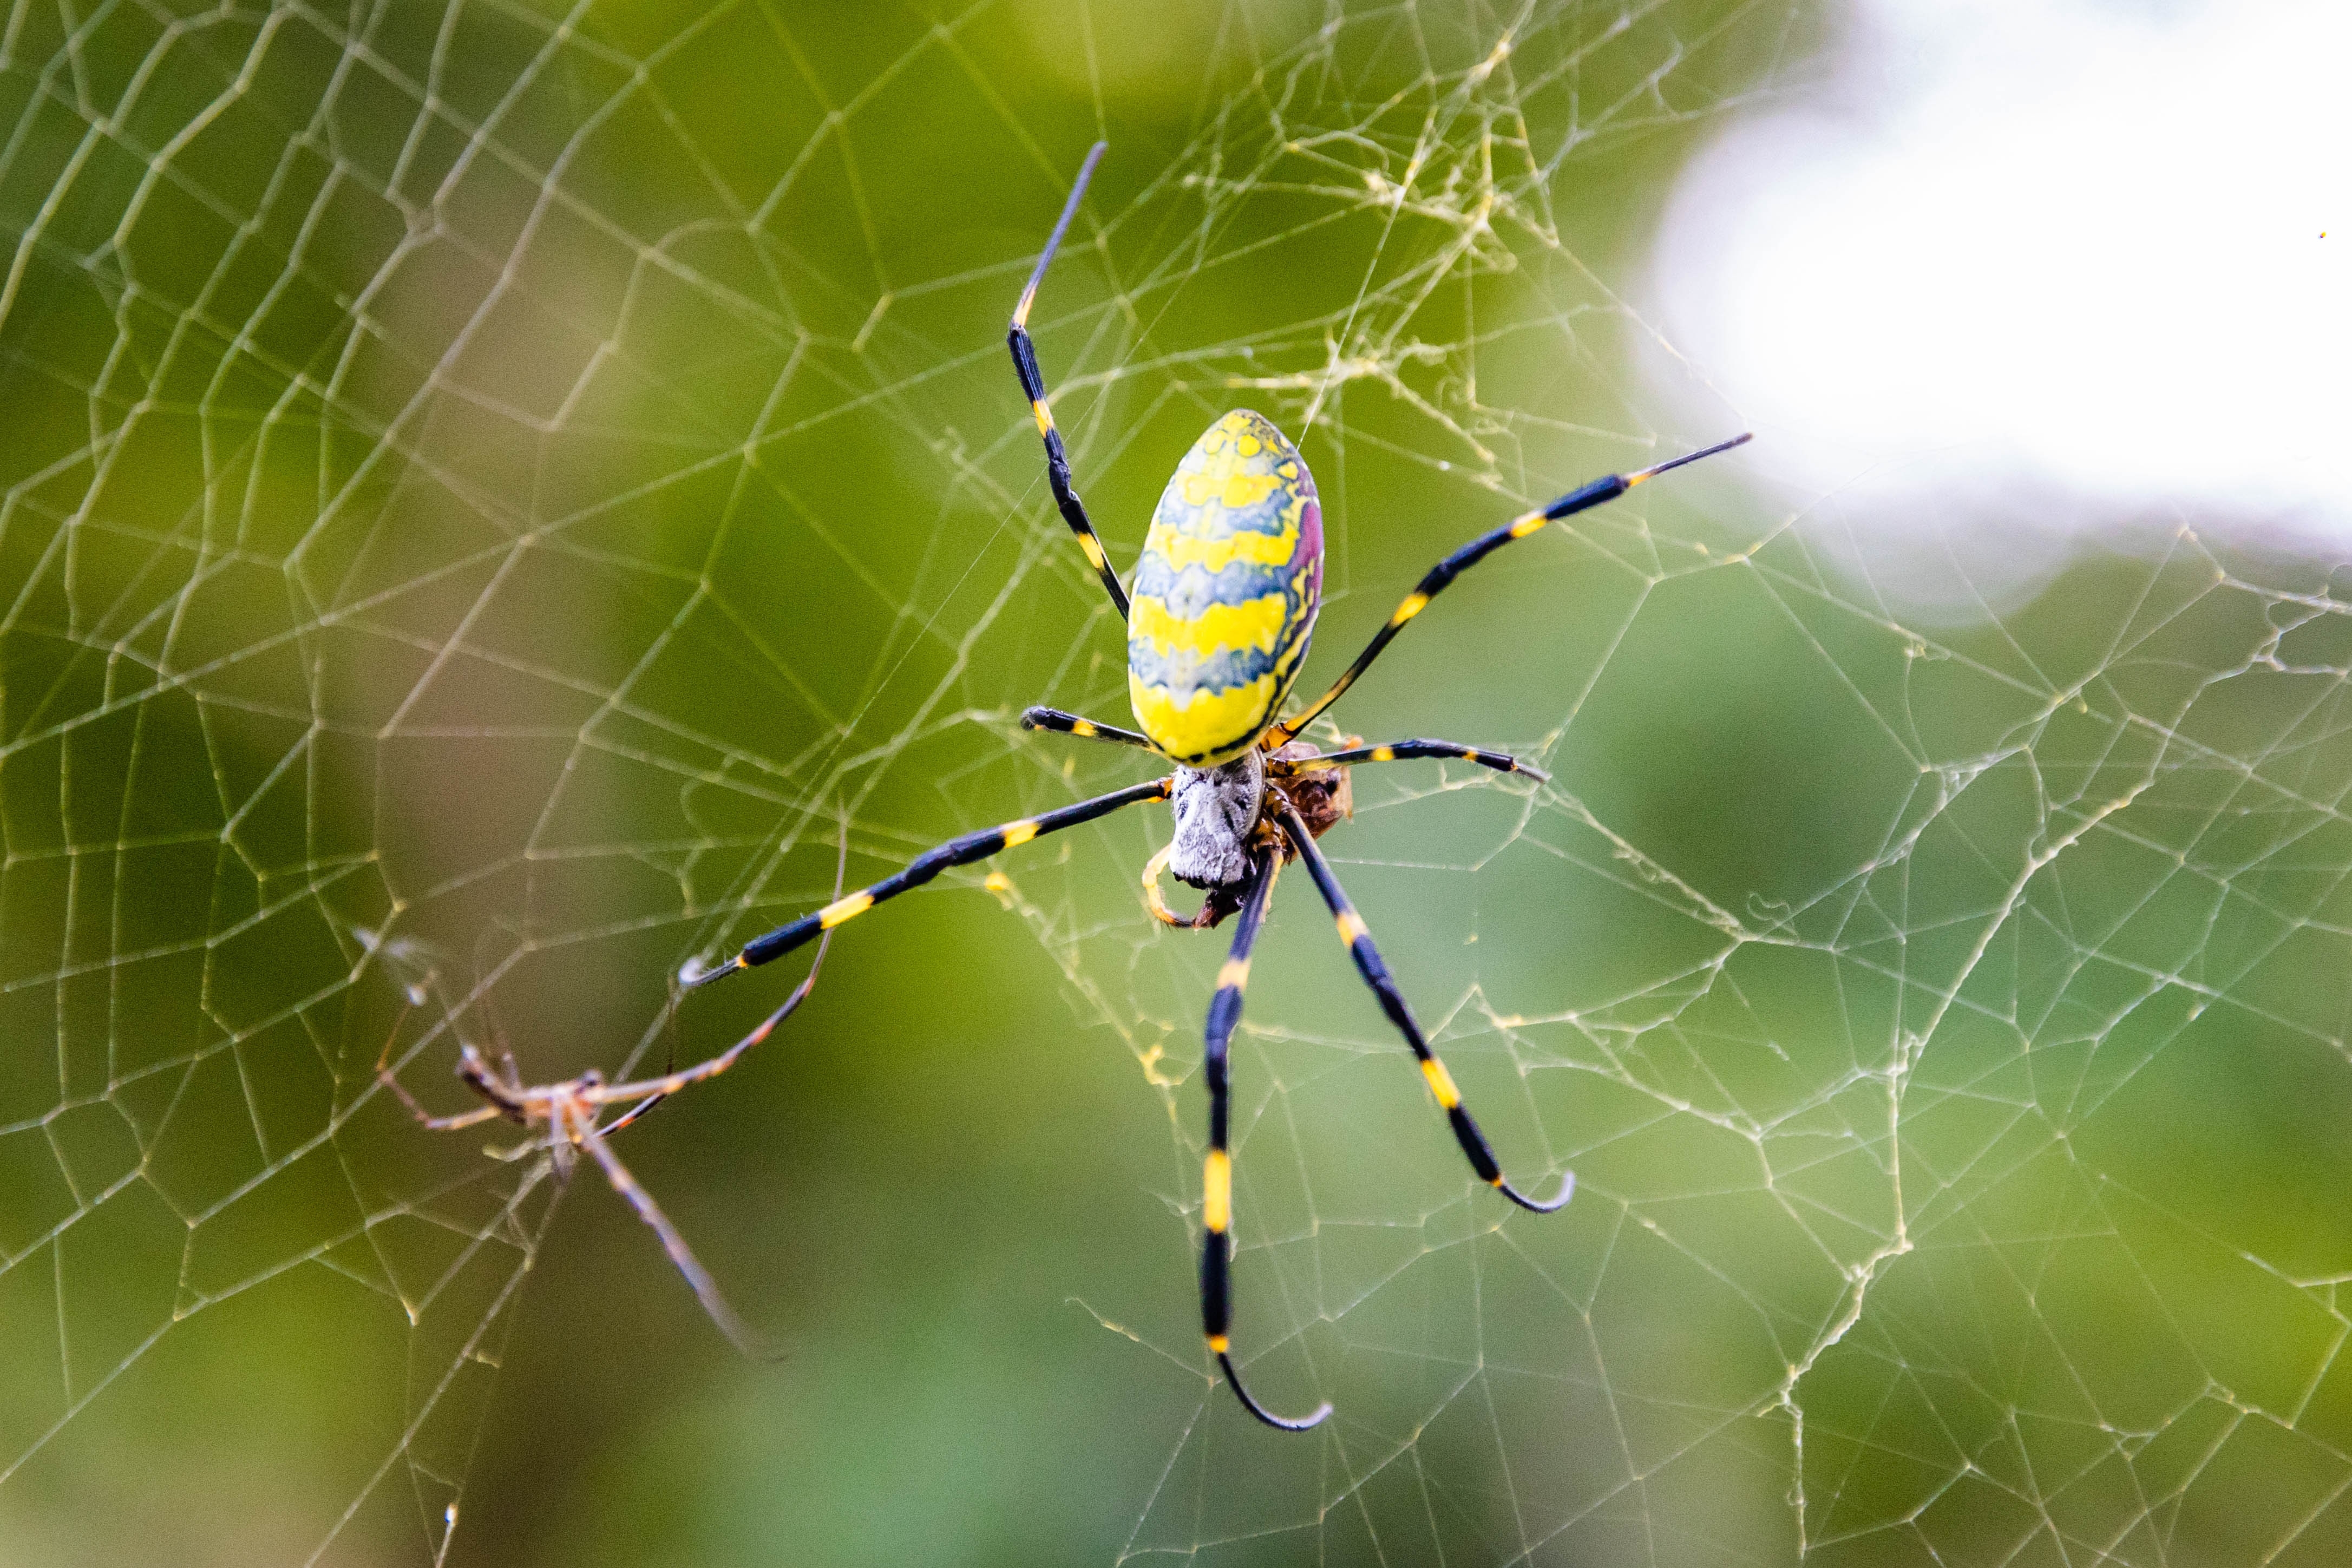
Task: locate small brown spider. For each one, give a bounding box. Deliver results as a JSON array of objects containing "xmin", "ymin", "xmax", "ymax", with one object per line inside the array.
[{"xmin": 376, "ymin": 946, "xmax": 828, "ymax": 1355}]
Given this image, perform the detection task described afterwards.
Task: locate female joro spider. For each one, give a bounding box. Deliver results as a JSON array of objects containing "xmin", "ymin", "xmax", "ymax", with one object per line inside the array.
[{"xmin": 687, "ymin": 143, "xmax": 1748, "ymax": 1429}]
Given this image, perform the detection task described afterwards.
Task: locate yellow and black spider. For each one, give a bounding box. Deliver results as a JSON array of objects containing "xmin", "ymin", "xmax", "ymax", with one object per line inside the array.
[{"xmin": 684, "ymin": 143, "xmax": 1749, "ymax": 1429}]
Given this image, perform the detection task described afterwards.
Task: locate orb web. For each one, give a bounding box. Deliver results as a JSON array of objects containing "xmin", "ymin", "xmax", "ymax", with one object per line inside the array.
[{"xmin": 3, "ymin": 3, "xmax": 2347, "ymax": 1565}]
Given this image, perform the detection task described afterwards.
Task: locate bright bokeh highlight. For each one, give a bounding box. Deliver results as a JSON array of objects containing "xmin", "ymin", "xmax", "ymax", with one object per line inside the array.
[{"xmin": 1653, "ymin": 0, "xmax": 2352, "ymax": 528}]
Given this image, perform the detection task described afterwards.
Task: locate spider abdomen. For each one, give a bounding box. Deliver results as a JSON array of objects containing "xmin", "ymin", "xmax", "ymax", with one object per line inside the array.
[{"xmin": 1128, "ymin": 410, "xmax": 1321, "ymax": 767}]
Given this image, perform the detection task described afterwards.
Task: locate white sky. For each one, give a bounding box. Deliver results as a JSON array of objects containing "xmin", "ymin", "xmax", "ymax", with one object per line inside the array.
[{"xmin": 1650, "ymin": 0, "xmax": 2351, "ymax": 545}]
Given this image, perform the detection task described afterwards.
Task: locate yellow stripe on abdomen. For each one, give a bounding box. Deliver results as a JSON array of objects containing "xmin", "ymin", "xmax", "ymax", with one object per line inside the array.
[
  {"xmin": 1181, "ymin": 469, "xmax": 1283, "ymax": 511},
  {"xmin": 1129, "ymin": 671, "xmax": 1279, "ymax": 767},
  {"xmin": 1148, "ymin": 524, "xmax": 1303, "ymax": 574},
  {"xmin": 1130, "ymin": 593, "xmax": 1291, "ymax": 660}
]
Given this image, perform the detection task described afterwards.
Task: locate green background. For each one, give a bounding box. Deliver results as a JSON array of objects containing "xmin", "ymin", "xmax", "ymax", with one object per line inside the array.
[{"xmin": 5, "ymin": 2, "xmax": 2351, "ymax": 1564}]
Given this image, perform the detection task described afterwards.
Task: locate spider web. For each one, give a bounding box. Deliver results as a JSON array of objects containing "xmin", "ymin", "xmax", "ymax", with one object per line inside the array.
[{"xmin": 5, "ymin": 2, "xmax": 2351, "ymax": 1564}]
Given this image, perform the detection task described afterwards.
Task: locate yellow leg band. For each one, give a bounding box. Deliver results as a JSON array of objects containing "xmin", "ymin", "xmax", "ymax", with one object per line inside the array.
[
  {"xmin": 818, "ymin": 891, "xmax": 874, "ymax": 928},
  {"xmin": 1203, "ymin": 1149, "xmax": 1232, "ymax": 1233},
  {"xmin": 1420, "ymin": 1057, "xmax": 1462, "ymax": 1110}
]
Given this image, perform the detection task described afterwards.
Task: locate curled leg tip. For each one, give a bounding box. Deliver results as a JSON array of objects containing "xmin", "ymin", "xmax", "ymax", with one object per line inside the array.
[
  {"xmin": 679, "ymin": 954, "xmax": 738, "ymax": 990},
  {"xmin": 1500, "ymin": 1168, "xmax": 1575, "ymax": 1214},
  {"xmin": 707, "ymin": 1305, "xmax": 785, "ymax": 1362},
  {"xmin": 1217, "ymin": 1350, "xmax": 1332, "ymax": 1432}
]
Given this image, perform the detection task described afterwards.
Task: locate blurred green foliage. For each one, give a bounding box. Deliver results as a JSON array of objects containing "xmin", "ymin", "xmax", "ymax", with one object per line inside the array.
[{"xmin": 5, "ymin": 3, "xmax": 2351, "ymax": 1566}]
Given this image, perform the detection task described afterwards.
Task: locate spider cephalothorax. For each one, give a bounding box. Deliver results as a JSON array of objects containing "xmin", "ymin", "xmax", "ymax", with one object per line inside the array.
[
  {"xmin": 1150, "ymin": 741, "xmax": 1353, "ymax": 928},
  {"xmin": 1165, "ymin": 752, "xmax": 1265, "ymax": 890},
  {"xmin": 1163, "ymin": 743, "xmax": 1351, "ymax": 887},
  {"xmin": 664, "ymin": 142, "xmax": 1749, "ymax": 1430}
]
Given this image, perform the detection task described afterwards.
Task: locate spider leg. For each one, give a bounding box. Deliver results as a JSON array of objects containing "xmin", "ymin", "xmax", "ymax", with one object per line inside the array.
[
  {"xmin": 376, "ymin": 1026, "xmax": 517, "ymax": 1130},
  {"xmin": 688, "ymin": 776, "xmax": 1174, "ymax": 988},
  {"xmin": 1268, "ymin": 434, "xmax": 1751, "ymax": 743},
  {"xmin": 471, "ymin": 986, "xmax": 529, "ymax": 1098},
  {"xmin": 381, "ymin": 1079, "xmax": 507, "ymax": 1133},
  {"xmin": 1020, "ymin": 705, "xmax": 1157, "ymax": 753},
  {"xmin": 1007, "ymin": 142, "xmax": 1129, "ymax": 618},
  {"xmin": 592, "ymin": 934, "xmax": 831, "ymax": 1122},
  {"xmin": 572, "ymin": 1104, "xmax": 773, "ymax": 1358},
  {"xmin": 597, "ymin": 1006, "xmax": 687, "ymax": 1137},
  {"xmin": 1139, "ymin": 842, "xmax": 1247, "ymax": 929},
  {"xmin": 621, "ymin": 808, "xmax": 853, "ymax": 1125},
  {"xmin": 1199, "ymin": 849, "xmax": 1331, "ymax": 1432},
  {"xmin": 1275, "ymin": 805, "xmax": 1574, "ymax": 1215},
  {"xmin": 1308, "ymin": 739, "xmax": 1550, "ymax": 783}
]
